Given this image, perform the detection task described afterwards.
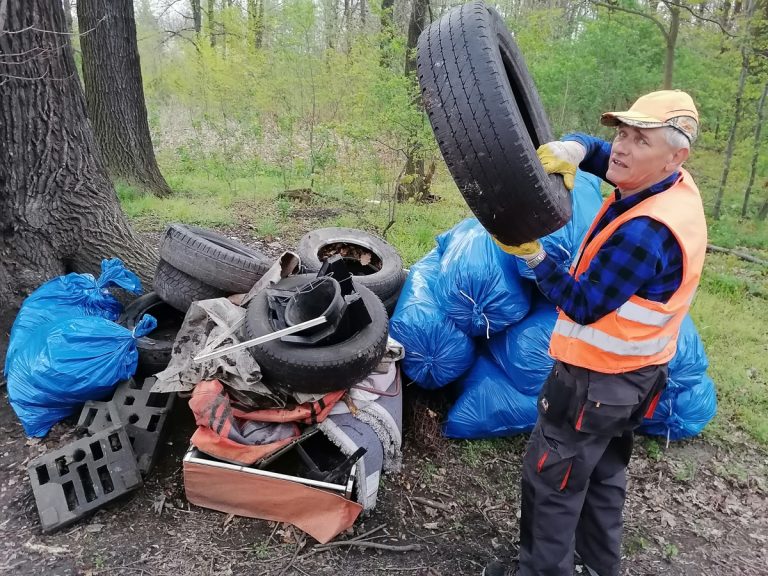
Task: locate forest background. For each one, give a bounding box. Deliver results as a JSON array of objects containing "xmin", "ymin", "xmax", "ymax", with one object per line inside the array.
[{"xmin": 63, "ymin": 0, "xmax": 768, "ymax": 444}]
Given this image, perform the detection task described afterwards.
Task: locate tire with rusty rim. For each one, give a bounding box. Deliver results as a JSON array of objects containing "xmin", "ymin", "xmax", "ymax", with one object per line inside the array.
[{"xmin": 297, "ymin": 227, "xmax": 405, "ymax": 300}]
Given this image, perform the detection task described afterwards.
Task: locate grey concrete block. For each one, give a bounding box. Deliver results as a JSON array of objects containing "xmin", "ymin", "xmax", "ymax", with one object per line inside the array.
[
  {"xmin": 28, "ymin": 427, "xmax": 142, "ymax": 533},
  {"xmin": 81, "ymin": 377, "xmax": 175, "ymax": 475}
]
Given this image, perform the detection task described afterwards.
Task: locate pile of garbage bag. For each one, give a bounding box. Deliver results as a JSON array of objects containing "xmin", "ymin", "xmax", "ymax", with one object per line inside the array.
[
  {"xmin": 390, "ymin": 170, "xmax": 717, "ymax": 441},
  {"xmin": 5, "ymin": 259, "xmax": 154, "ymax": 437}
]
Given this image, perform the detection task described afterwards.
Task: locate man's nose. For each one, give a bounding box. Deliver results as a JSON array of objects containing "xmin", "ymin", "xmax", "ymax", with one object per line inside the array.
[{"xmin": 612, "ymin": 141, "xmax": 628, "ymax": 155}]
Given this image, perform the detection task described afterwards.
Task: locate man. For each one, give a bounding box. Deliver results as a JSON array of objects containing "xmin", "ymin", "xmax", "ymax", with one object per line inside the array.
[{"xmin": 486, "ymin": 90, "xmax": 707, "ymax": 576}]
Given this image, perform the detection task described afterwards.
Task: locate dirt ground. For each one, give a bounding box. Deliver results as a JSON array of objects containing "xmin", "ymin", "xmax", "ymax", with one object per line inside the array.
[
  {"xmin": 1, "ymin": 374, "xmax": 766, "ymax": 576},
  {"xmin": 1, "ymin": 225, "xmax": 766, "ymax": 576}
]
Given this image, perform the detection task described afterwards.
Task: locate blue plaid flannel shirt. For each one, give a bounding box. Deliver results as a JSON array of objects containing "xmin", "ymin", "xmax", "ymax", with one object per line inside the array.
[{"xmin": 532, "ymin": 133, "xmax": 683, "ymax": 325}]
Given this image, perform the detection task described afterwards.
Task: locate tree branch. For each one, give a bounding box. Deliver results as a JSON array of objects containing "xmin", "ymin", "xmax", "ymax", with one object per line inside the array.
[
  {"xmin": 662, "ymin": 0, "xmax": 736, "ymax": 37},
  {"xmin": 590, "ymin": 1, "xmax": 669, "ymax": 41},
  {"xmin": 161, "ymin": 28, "xmax": 201, "ymax": 52}
]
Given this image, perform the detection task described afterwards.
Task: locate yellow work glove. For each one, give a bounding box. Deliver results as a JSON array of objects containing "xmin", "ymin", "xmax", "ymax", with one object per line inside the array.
[
  {"xmin": 536, "ymin": 141, "xmax": 587, "ymax": 191},
  {"xmin": 492, "ymin": 237, "xmax": 542, "ymax": 258}
]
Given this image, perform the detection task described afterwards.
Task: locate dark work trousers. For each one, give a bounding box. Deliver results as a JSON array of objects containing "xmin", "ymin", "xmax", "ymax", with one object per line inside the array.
[{"xmin": 518, "ymin": 361, "xmax": 667, "ymax": 576}]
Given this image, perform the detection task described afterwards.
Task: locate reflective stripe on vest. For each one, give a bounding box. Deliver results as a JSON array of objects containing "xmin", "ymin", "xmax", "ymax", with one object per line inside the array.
[
  {"xmin": 553, "ymin": 319, "xmax": 673, "ymax": 356},
  {"xmin": 615, "ymin": 301, "xmax": 674, "ymax": 327}
]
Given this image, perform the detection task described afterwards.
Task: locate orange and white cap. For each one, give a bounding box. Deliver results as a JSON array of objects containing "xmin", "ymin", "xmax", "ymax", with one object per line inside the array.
[{"xmin": 601, "ymin": 90, "xmax": 699, "ymax": 144}]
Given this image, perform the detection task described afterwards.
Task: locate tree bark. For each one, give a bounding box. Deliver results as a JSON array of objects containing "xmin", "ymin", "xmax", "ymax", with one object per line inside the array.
[
  {"xmin": 713, "ymin": 49, "xmax": 749, "ymax": 220},
  {"xmin": 663, "ymin": 4, "xmax": 680, "ymax": 89},
  {"xmin": 77, "ymin": 0, "xmax": 172, "ymax": 197},
  {"xmin": 758, "ymin": 183, "xmax": 768, "ymax": 220},
  {"xmin": 0, "ymin": 0, "xmax": 158, "ymax": 313},
  {"xmin": 405, "ymin": 0, "xmax": 429, "ymax": 75},
  {"xmin": 191, "ymin": 0, "xmax": 202, "ymax": 36},
  {"xmin": 742, "ymin": 80, "xmax": 767, "ymax": 217},
  {"xmin": 247, "ymin": 0, "xmax": 263, "ymax": 50},
  {"xmin": 63, "ymin": 0, "xmax": 73, "ymax": 33},
  {"xmin": 380, "ymin": 0, "xmax": 394, "ymax": 63},
  {"xmin": 207, "ymin": 0, "xmax": 216, "ymax": 47}
]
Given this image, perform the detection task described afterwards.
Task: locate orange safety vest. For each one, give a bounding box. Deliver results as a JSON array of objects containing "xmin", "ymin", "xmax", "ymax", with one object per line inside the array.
[{"xmin": 549, "ymin": 169, "xmax": 707, "ymax": 374}]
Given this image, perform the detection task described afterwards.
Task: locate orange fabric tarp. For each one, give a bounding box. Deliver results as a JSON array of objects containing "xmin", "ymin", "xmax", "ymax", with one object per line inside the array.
[{"xmin": 184, "ymin": 458, "xmax": 363, "ymax": 543}]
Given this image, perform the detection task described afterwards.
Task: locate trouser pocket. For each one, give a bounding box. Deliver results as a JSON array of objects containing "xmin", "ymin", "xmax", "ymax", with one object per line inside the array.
[
  {"xmin": 574, "ymin": 366, "xmax": 666, "ymax": 436},
  {"xmin": 524, "ymin": 424, "xmax": 579, "ymax": 492},
  {"xmin": 537, "ymin": 362, "xmax": 583, "ymax": 427}
]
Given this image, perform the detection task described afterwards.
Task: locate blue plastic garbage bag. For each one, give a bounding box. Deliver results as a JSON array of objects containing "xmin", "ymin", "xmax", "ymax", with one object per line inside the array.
[
  {"xmin": 517, "ymin": 170, "xmax": 604, "ymax": 280},
  {"xmin": 7, "ymin": 314, "xmax": 156, "ymax": 437},
  {"xmin": 639, "ymin": 374, "xmax": 717, "ymax": 440},
  {"xmin": 444, "ymin": 355, "xmax": 538, "ymax": 439},
  {"xmin": 390, "ymin": 249, "xmax": 475, "ymax": 389},
  {"xmin": 5, "ymin": 258, "xmax": 143, "ymax": 367},
  {"xmin": 667, "ymin": 314, "xmax": 709, "ymax": 391},
  {"xmin": 488, "ymin": 300, "xmax": 558, "ymax": 395},
  {"xmin": 435, "ymin": 218, "xmax": 531, "ymax": 337}
]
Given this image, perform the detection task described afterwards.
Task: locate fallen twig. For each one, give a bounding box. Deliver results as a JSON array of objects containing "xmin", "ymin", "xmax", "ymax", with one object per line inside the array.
[
  {"xmin": 411, "ymin": 496, "xmax": 454, "ymax": 513},
  {"xmin": 314, "ymin": 540, "xmax": 422, "ymax": 552},
  {"xmin": 404, "ymin": 494, "xmax": 416, "ymax": 515},
  {"xmin": 277, "ymin": 535, "xmax": 305, "ymax": 576},
  {"xmin": 348, "ymin": 523, "xmax": 387, "ymax": 542},
  {"xmin": 707, "ymin": 244, "xmax": 768, "ymax": 266}
]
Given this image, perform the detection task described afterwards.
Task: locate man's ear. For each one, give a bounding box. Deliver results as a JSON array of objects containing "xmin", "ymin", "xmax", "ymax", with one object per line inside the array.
[{"xmin": 667, "ymin": 147, "xmax": 689, "ymax": 171}]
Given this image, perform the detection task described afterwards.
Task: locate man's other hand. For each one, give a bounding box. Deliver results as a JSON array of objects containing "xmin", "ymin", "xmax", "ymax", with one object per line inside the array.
[
  {"xmin": 493, "ymin": 237, "xmax": 542, "ymax": 258},
  {"xmin": 536, "ymin": 141, "xmax": 586, "ymax": 190}
]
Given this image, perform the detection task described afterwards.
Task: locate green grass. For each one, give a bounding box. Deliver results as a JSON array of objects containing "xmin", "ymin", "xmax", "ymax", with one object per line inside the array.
[{"xmin": 691, "ymin": 254, "xmax": 768, "ymax": 444}]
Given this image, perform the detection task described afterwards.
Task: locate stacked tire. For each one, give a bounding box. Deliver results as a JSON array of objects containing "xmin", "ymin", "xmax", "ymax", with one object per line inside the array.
[
  {"xmin": 127, "ymin": 225, "xmax": 270, "ymax": 376},
  {"xmin": 153, "ymin": 224, "xmax": 271, "ymax": 312},
  {"xmin": 296, "ymin": 228, "xmax": 406, "ymax": 316}
]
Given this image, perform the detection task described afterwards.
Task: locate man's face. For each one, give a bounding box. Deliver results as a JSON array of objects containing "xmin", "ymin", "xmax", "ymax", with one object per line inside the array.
[{"xmin": 606, "ymin": 124, "xmax": 688, "ymax": 194}]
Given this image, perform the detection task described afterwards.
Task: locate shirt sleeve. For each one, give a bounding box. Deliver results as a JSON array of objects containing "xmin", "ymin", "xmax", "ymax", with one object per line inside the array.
[
  {"xmin": 562, "ymin": 132, "xmax": 613, "ymax": 183},
  {"xmin": 532, "ymin": 217, "xmax": 679, "ymax": 325}
]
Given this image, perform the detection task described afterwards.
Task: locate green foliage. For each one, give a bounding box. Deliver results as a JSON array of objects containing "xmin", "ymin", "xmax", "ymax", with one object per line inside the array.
[{"xmin": 129, "ymin": 2, "xmax": 768, "ymax": 446}]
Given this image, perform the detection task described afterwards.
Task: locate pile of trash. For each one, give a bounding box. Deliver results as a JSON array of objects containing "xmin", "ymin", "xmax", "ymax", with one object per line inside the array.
[
  {"xmin": 5, "ymin": 226, "xmax": 408, "ymax": 543},
  {"xmin": 390, "ymin": 170, "xmax": 717, "ymax": 441}
]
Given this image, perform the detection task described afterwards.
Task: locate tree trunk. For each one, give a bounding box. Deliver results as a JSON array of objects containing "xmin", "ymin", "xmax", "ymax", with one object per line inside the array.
[
  {"xmin": 380, "ymin": 0, "xmax": 394, "ymax": 62},
  {"xmin": 662, "ymin": 4, "xmax": 679, "ymax": 89},
  {"xmin": 758, "ymin": 183, "xmax": 768, "ymax": 220},
  {"xmin": 78, "ymin": 0, "xmax": 172, "ymax": 197},
  {"xmin": 191, "ymin": 0, "xmax": 202, "ymax": 36},
  {"xmin": 247, "ymin": 0, "xmax": 263, "ymax": 50},
  {"xmin": 0, "ymin": 0, "xmax": 158, "ymax": 314},
  {"xmin": 742, "ymin": 80, "xmax": 767, "ymax": 217},
  {"xmin": 63, "ymin": 0, "xmax": 73, "ymax": 32},
  {"xmin": 207, "ymin": 0, "xmax": 216, "ymax": 47},
  {"xmin": 405, "ymin": 0, "xmax": 429, "ymax": 75},
  {"xmin": 713, "ymin": 49, "xmax": 749, "ymax": 220}
]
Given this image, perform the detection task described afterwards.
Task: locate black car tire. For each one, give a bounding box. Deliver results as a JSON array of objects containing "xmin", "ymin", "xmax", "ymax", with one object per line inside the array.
[
  {"xmin": 382, "ymin": 280, "xmax": 404, "ymax": 317},
  {"xmin": 120, "ymin": 292, "xmax": 184, "ymax": 375},
  {"xmin": 244, "ymin": 274, "xmax": 388, "ymax": 393},
  {"xmin": 153, "ymin": 259, "xmax": 228, "ymax": 313},
  {"xmin": 297, "ymin": 227, "xmax": 404, "ymax": 300},
  {"xmin": 417, "ymin": 0, "xmax": 571, "ymax": 245},
  {"xmin": 159, "ymin": 224, "xmax": 270, "ymax": 293}
]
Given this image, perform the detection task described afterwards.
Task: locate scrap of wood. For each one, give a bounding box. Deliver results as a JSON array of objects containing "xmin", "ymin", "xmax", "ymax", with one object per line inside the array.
[
  {"xmin": 314, "ymin": 540, "xmax": 422, "ymax": 552},
  {"xmin": 706, "ymin": 244, "xmax": 768, "ymax": 266},
  {"xmin": 411, "ymin": 496, "xmax": 454, "ymax": 513}
]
